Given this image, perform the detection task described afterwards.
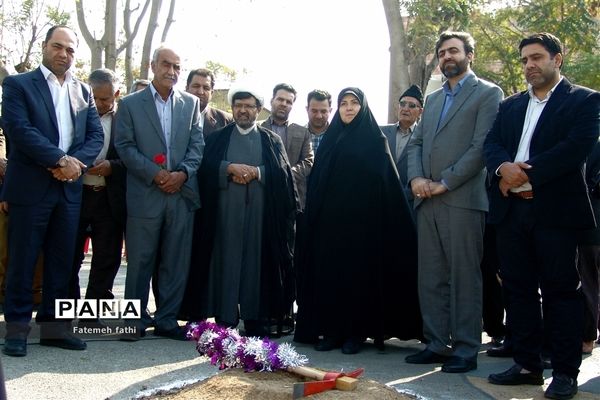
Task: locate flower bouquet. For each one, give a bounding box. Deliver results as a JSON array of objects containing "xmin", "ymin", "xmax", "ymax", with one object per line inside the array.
[{"xmin": 187, "ymin": 320, "xmax": 362, "ymax": 398}]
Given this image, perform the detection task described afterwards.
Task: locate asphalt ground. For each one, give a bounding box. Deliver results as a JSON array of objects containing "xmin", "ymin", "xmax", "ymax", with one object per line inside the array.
[{"xmin": 1, "ymin": 254, "xmax": 598, "ymax": 400}]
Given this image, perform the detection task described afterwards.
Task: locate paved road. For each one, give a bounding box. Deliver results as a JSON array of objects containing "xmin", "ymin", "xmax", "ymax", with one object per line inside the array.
[{"xmin": 1, "ymin": 256, "xmax": 598, "ymax": 399}]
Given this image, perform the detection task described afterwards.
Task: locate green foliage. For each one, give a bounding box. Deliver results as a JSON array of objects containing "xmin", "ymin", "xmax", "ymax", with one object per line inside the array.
[
  {"xmin": 562, "ymin": 52, "xmax": 600, "ymax": 90},
  {"xmin": 0, "ymin": 0, "xmax": 71, "ymax": 72},
  {"xmin": 403, "ymin": 0, "xmax": 480, "ymax": 62},
  {"xmin": 205, "ymin": 60, "xmax": 237, "ymax": 84},
  {"xmin": 470, "ymin": 0, "xmax": 599, "ymax": 94},
  {"xmin": 46, "ymin": 5, "xmax": 71, "ymax": 26}
]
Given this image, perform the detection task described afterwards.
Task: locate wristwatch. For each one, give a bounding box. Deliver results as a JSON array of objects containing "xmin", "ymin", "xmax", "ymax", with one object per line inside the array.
[{"xmin": 57, "ymin": 155, "xmax": 68, "ymax": 168}]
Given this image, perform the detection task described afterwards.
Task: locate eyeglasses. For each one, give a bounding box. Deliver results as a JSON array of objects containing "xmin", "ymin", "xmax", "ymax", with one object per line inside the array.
[
  {"xmin": 399, "ymin": 101, "xmax": 420, "ymax": 109},
  {"xmin": 232, "ymin": 104, "xmax": 258, "ymax": 111}
]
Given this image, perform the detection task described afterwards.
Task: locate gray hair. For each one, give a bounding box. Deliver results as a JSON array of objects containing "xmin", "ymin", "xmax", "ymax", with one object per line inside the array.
[{"xmin": 88, "ymin": 68, "xmax": 119, "ymax": 92}]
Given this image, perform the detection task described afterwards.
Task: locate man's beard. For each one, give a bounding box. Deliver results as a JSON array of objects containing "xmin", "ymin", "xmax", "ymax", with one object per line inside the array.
[{"xmin": 442, "ymin": 57, "xmax": 469, "ymax": 78}]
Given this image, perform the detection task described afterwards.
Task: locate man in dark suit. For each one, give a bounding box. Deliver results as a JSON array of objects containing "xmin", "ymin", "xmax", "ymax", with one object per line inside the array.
[
  {"xmin": 261, "ymin": 83, "xmax": 313, "ymax": 210},
  {"xmin": 261, "ymin": 83, "xmax": 313, "ymax": 336},
  {"xmin": 115, "ymin": 45, "xmax": 204, "ymax": 341},
  {"xmin": 185, "ymin": 68, "xmax": 233, "ymax": 137},
  {"xmin": 305, "ymin": 89, "xmax": 332, "ymax": 155},
  {"xmin": 381, "ymin": 84, "xmax": 423, "ymax": 214},
  {"xmin": 69, "ymin": 69, "xmax": 126, "ymax": 314},
  {"xmin": 405, "ymin": 31, "xmax": 503, "ymax": 373},
  {"xmin": 485, "ymin": 33, "xmax": 599, "ymax": 400},
  {"xmin": 1, "ymin": 25, "xmax": 104, "ymax": 357}
]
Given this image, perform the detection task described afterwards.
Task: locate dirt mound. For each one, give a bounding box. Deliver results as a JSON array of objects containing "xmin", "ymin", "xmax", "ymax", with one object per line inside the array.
[{"xmin": 142, "ymin": 368, "xmax": 414, "ymax": 400}]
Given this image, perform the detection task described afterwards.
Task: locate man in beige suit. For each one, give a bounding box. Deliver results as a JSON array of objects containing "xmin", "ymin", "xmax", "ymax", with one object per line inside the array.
[{"xmin": 261, "ymin": 83, "xmax": 313, "ymax": 210}]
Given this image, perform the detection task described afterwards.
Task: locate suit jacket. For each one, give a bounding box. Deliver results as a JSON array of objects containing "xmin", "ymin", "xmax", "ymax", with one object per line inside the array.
[
  {"xmin": 484, "ymin": 78, "xmax": 599, "ymax": 229},
  {"xmin": 202, "ymin": 106, "xmax": 233, "ymax": 137},
  {"xmin": 407, "ymin": 73, "xmax": 503, "ymax": 212},
  {"xmin": 103, "ymin": 112, "xmax": 127, "ymax": 225},
  {"xmin": 1, "ymin": 68, "xmax": 104, "ymax": 205},
  {"xmin": 261, "ymin": 119, "xmax": 313, "ymax": 209},
  {"xmin": 381, "ymin": 123, "xmax": 414, "ymax": 202},
  {"xmin": 115, "ymin": 86, "xmax": 204, "ymax": 217}
]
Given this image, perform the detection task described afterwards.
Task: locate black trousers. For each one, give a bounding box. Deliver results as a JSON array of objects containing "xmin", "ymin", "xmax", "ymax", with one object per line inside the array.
[
  {"xmin": 496, "ymin": 198, "xmax": 583, "ymax": 379},
  {"xmin": 5, "ymin": 183, "xmax": 80, "ymax": 326},
  {"xmin": 481, "ymin": 224, "xmax": 506, "ymax": 338},
  {"xmin": 578, "ymin": 243, "xmax": 600, "ymax": 342},
  {"xmin": 70, "ymin": 187, "xmax": 124, "ymax": 300}
]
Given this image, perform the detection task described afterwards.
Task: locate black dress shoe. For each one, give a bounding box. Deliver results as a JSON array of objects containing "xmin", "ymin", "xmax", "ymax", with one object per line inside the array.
[
  {"xmin": 486, "ymin": 344, "xmax": 513, "ymax": 357},
  {"xmin": 154, "ymin": 326, "xmax": 188, "ymax": 341},
  {"xmin": 119, "ymin": 327, "xmax": 146, "ymax": 342},
  {"xmin": 2, "ymin": 339, "xmax": 27, "ymax": 357},
  {"xmin": 242, "ymin": 320, "xmax": 269, "ymax": 337},
  {"xmin": 77, "ymin": 319, "xmax": 108, "ymax": 330},
  {"xmin": 542, "ymin": 355, "xmax": 552, "ymax": 370},
  {"xmin": 441, "ymin": 356, "xmax": 477, "ymax": 373},
  {"xmin": 40, "ymin": 333, "xmax": 87, "ymax": 350},
  {"xmin": 341, "ymin": 337, "xmax": 362, "ymax": 355},
  {"xmin": 405, "ymin": 349, "xmax": 450, "ymax": 364},
  {"xmin": 488, "ymin": 364, "xmax": 544, "ymax": 386},
  {"xmin": 489, "ymin": 336, "xmax": 504, "ymax": 347},
  {"xmin": 374, "ymin": 338, "xmax": 386, "ymax": 352},
  {"xmin": 545, "ymin": 373, "xmax": 577, "ymax": 400},
  {"xmin": 314, "ymin": 337, "xmax": 342, "ymax": 352}
]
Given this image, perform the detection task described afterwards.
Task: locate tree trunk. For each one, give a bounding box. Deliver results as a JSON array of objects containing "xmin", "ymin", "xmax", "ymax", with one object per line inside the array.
[
  {"xmin": 104, "ymin": 0, "xmax": 118, "ymax": 70},
  {"xmin": 140, "ymin": 0, "xmax": 162, "ymax": 80},
  {"xmin": 75, "ymin": 0, "xmax": 104, "ymax": 70},
  {"xmin": 122, "ymin": 0, "xmax": 151, "ymax": 91},
  {"xmin": 382, "ymin": 0, "xmax": 410, "ymax": 123},
  {"xmin": 160, "ymin": 0, "xmax": 175, "ymax": 43}
]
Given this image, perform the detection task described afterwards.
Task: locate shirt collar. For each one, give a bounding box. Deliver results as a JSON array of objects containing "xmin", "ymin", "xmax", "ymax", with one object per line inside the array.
[
  {"xmin": 307, "ymin": 123, "xmax": 329, "ymax": 136},
  {"xmin": 270, "ymin": 117, "xmax": 288, "ymax": 127},
  {"xmin": 236, "ymin": 123, "xmax": 257, "ymax": 135},
  {"xmin": 397, "ymin": 122, "xmax": 417, "ymax": 134},
  {"xmin": 442, "ymin": 71, "xmax": 473, "ymax": 95},
  {"xmin": 40, "ymin": 63, "xmax": 74, "ymax": 84},
  {"xmin": 527, "ymin": 76, "xmax": 563, "ymax": 102},
  {"xmin": 149, "ymin": 82, "xmax": 173, "ymax": 102}
]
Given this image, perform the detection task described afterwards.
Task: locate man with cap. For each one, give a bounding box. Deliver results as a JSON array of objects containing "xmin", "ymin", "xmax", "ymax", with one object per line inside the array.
[
  {"xmin": 381, "ymin": 84, "xmax": 423, "ymax": 213},
  {"xmin": 180, "ymin": 85, "xmax": 297, "ymax": 337}
]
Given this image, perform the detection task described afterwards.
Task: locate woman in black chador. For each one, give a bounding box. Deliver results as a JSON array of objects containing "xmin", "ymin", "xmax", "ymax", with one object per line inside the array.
[{"xmin": 294, "ymin": 87, "xmax": 422, "ymax": 354}]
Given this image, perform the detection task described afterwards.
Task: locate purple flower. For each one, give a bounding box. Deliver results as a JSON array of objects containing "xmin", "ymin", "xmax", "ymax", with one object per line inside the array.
[{"xmin": 189, "ymin": 320, "xmax": 307, "ymax": 372}]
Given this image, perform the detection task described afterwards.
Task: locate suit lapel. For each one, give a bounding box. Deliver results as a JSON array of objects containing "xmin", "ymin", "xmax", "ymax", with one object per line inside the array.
[
  {"xmin": 425, "ymin": 91, "xmax": 444, "ymax": 137},
  {"xmin": 68, "ymin": 79, "xmax": 87, "ymax": 138},
  {"xmin": 511, "ymin": 92, "xmax": 529, "ymax": 143},
  {"xmin": 387, "ymin": 126, "xmax": 397, "ymax": 160},
  {"xmin": 530, "ymin": 79, "xmax": 569, "ymax": 142},
  {"xmin": 141, "ymin": 90, "xmax": 167, "ymax": 147},
  {"xmin": 170, "ymin": 90, "xmax": 183, "ymax": 144},
  {"xmin": 33, "ymin": 69, "xmax": 59, "ymax": 136},
  {"xmin": 205, "ymin": 107, "xmax": 217, "ymax": 129},
  {"xmin": 436, "ymin": 75, "xmax": 477, "ymax": 135}
]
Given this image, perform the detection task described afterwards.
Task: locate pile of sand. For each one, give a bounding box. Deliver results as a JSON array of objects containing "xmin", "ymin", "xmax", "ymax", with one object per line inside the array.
[{"xmin": 141, "ymin": 368, "xmax": 414, "ymax": 400}]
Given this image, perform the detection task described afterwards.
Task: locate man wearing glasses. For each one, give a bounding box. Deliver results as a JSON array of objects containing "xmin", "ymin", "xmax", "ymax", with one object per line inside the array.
[
  {"xmin": 179, "ymin": 86, "xmax": 297, "ymax": 338},
  {"xmin": 381, "ymin": 84, "xmax": 423, "ymax": 213}
]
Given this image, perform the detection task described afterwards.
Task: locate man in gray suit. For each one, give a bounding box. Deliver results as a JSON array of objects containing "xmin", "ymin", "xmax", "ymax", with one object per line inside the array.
[
  {"xmin": 381, "ymin": 84, "xmax": 423, "ymax": 215},
  {"xmin": 261, "ymin": 83, "xmax": 313, "ymax": 210},
  {"xmin": 115, "ymin": 45, "xmax": 204, "ymax": 340},
  {"xmin": 405, "ymin": 31, "xmax": 503, "ymax": 372}
]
